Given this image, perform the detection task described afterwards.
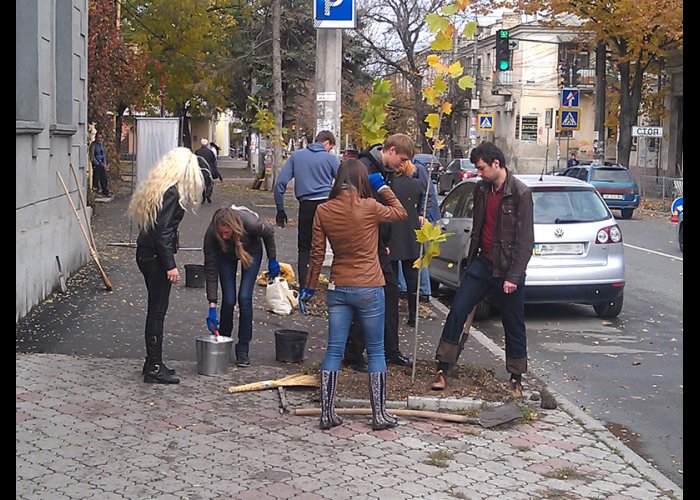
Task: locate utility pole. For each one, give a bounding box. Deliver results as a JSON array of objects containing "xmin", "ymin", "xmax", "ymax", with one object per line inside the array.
[
  {"xmin": 314, "ymin": 29, "xmax": 342, "ymax": 155},
  {"xmin": 594, "ymin": 41, "xmax": 606, "ymax": 160}
]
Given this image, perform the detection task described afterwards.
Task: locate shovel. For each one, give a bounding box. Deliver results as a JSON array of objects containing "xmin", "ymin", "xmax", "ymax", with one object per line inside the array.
[{"xmin": 55, "ymin": 255, "xmax": 68, "ymax": 294}]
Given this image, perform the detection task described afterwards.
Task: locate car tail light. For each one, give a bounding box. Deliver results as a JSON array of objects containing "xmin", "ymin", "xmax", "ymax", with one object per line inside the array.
[
  {"xmin": 596, "ymin": 224, "xmax": 622, "ymax": 244},
  {"xmin": 460, "ymin": 171, "xmax": 472, "ymax": 179}
]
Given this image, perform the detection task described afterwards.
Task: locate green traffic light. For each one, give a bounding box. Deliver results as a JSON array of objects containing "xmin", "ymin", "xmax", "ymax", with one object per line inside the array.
[{"xmin": 499, "ymin": 60, "xmax": 509, "ymax": 70}]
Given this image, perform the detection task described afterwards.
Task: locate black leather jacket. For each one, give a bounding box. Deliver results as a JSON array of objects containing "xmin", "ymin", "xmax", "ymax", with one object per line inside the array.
[
  {"xmin": 466, "ymin": 170, "xmax": 534, "ymax": 284},
  {"xmin": 136, "ymin": 186, "xmax": 183, "ymax": 271}
]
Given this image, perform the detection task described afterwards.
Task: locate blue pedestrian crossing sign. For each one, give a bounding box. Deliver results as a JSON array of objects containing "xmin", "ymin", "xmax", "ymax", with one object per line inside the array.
[
  {"xmin": 558, "ymin": 107, "xmax": 581, "ymax": 131},
  {"xmin": 477, "ymin": 114, "xmax": 495, "ymax": 132},
  {"xmin": 561, "ymin": 88, "xmax": 580, "ymax": 108},
  {"xmin": 314, "ymin": 0, "xmax": 356, "ymax": 28}
]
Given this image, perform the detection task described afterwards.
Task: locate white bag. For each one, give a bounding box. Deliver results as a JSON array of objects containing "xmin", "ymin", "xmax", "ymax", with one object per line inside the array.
[{"xmin": 265, "ymin": 277, "xmax": 299, "ymax": 315}]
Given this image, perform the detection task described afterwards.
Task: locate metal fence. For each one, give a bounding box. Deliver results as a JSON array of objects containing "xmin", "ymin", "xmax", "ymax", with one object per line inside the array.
[{"xmin": 632, "ymin": 174, "xmax": 683, "ymax": 204}]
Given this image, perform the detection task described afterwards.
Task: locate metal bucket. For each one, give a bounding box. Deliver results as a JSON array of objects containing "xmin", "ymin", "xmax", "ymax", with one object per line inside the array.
[
  {"xmin": 195, "ymin": 335, "xmax": 233, "ymax": 376},
  {"xmin": 274, "ymin": 329, "xmax": 308, "ymax": 363},
  {"xmin": 185, "ymin": 264, "xmax": 205, "ymax": 288}
]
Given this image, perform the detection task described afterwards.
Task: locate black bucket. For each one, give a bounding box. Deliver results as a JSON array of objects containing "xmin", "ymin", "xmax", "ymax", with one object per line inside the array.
[
  {"xmin": 184, "ymin": 264, "xmax": 205, "ymax": 288},
  {"xmin": 274, "ymin": 329, "xmax": 308, "ymax": 363}
]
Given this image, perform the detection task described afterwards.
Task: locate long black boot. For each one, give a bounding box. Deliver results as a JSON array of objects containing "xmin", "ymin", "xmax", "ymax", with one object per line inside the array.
[
  {"xmin": 319, "ymin": 370, "xmax": 343, "ymax": 429},
  {"xmin": 143, "ymin": 335, "xmax": 179, "ymax": 384},
  {"xmin": 406, "ymin": 291, "xmax": 417, "ymax": 327},
  {"xmin": 368, "ymin": 372, "xmax": 397, "ymax": 430}
]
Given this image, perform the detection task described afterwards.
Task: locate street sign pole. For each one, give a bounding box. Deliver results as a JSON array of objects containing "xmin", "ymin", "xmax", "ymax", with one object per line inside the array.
[{"xmin": 314, "ymin": 29, "xmax": 342, "ymax": 155}]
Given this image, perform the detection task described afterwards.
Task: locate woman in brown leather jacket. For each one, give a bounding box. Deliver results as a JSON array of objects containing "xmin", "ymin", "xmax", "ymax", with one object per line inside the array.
[{"xmin": 300, "ymin": 159, "xmax": 407, "ymax": 430}]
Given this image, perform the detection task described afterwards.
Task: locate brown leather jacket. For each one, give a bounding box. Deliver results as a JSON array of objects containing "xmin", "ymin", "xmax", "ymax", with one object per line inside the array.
[{"xmin": 306, "ymin": 187, "xmax": 407, "ymax": 289}]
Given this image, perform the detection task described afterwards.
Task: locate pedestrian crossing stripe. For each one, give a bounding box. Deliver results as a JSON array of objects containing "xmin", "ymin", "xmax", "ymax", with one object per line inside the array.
[
  {"xmin": 477, "ymin": 114, "xmax": 495, "ymax": 132},
  {"xmin": 557, "ymin": 107, "xmax": 581, "ymax": 131}
]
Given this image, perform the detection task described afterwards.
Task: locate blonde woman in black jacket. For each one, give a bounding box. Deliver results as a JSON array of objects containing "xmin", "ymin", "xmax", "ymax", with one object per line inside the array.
[{"xmin": 128, "ymin": 147, "xmax": 204, "ymax": 384}]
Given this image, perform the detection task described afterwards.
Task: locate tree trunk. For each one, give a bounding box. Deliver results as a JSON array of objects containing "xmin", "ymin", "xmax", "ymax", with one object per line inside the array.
[{"xmin": 271, "ymin": 0, "xmax": 284, "ymax": 188}]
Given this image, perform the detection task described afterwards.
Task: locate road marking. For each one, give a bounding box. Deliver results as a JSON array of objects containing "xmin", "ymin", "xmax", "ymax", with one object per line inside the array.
[{"xmin": 623, "ymin": 243, "xmax": 682, "ymax": 261}]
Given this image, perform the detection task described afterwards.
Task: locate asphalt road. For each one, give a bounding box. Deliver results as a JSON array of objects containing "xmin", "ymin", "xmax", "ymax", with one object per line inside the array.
[{"xmin": 436, "ymin": 209, "xmax": 683, "ymax": 489}]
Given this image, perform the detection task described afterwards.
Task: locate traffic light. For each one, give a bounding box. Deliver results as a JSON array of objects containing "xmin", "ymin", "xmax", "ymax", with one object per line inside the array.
[
  {"xmin": 558, "ymin": 62, "xmax": 569, "ymax": 86},
  {"xmin": 495, "ymin": 29, "xmax": 511, "ymax": 71}
]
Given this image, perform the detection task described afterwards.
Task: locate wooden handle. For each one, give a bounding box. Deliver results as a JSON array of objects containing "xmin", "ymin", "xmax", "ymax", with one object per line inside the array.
[
  {"xmin": 69, "ymin": 163, "xmax": 97, "ymax": 249},
  {"xmin": 293, "ymin": 407, "xmax": 474, "ymax": 424},
  {"xmin": 57, "ymin": 171, "xmax": 113, "ymax": 291}
]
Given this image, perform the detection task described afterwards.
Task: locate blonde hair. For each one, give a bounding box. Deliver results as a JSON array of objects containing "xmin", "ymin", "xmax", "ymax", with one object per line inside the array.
[
  {"xmin": 128, "ymin": 147, "xmax": 204, "ymax": 232},
  {"xmin": 211, "ymin": 207, "xmax": 253, "ymax": 268},
  {"xmin": 396, "ymin": 160, "xmax": 417, "ymax": 178}
]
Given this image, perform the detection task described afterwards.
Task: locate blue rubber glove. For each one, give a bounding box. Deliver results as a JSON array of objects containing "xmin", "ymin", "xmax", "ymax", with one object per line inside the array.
[
  {"xmin": 206, "ymin": 306, "xmax": 218, "ymax": 334},
  {"xmin": 267, "ymin": 259, "xmax": 280, "ymax": 279},
  {"xmin": 368, "ymin": 172, "xmax": 386, "ymax": 191},
  {"xmin": 298, "ymin": 288, "xmax": 315, "ymax": 315}
]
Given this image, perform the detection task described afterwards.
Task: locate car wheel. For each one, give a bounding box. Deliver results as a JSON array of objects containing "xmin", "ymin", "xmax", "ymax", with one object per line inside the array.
[
  {"xmin": 473, "ymin": 299, "xmax": 491, "ymax": 320},
  {"xmin": 620, "ymin": 208, "xmax": 634, "ymax": 220},
  {"xmin": 593, "ymin": 293, "xmax": 623, "ymax": 318}
]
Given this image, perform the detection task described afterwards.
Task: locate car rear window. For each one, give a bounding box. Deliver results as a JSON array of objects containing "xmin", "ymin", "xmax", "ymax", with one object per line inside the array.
[
  {"xmin": 590, "ymin": 168, "xmax": 633, "ymax": 183},
  {"xmin": 532, "ymin": 188, "xmax": 610, "ymax": 223}
]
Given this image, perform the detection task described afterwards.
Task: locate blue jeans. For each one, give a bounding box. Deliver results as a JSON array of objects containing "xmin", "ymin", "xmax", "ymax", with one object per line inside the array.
[
  {"xmin": 218, "ymin": 249, "xmax": 262, "ymax": 354},
  {"xmin": 440, "ymin": 255, "xmax": 527, "ymax": 373},
  {"xmin": 398, "ymin": 264, "xmax": 431, "ymax": 296},
  {"xmin": 322, "ymin": 286, "xmax": 387, "ymax": 373}
]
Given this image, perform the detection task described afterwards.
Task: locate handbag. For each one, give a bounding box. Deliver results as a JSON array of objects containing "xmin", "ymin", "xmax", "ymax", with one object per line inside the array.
[{"xmin": 265, "ymin": 277, "xmax": 298, "ymax": 315}]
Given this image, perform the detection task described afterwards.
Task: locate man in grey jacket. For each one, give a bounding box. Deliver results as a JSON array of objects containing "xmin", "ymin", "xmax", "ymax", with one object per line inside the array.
[{"xmin": 274, "ymin": 130, "xmax": 340, "ymax": 287}]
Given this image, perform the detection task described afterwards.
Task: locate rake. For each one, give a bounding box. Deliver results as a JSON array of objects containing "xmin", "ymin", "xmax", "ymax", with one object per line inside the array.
[{"xmin": 228, "ymin": 373, "xmax": 319, "ymax": 393}]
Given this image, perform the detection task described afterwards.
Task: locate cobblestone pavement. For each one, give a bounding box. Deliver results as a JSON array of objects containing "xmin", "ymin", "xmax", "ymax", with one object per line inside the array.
[{"xmin": 16, "ymin": 159, "xmax": 682, "ymax": 499}]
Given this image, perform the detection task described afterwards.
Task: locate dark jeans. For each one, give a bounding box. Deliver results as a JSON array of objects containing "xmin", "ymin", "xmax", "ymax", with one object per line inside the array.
[
  {"xmin": 297, "ymin": 199, "xmax": 326, "ymax": 287},
  {"xmin": 92, "ymin": 163, "xmax": 109, "ymax": 195},
  {"xmin": 440, "ymin": 255, "xmax": 527, "ymax": 374},
  {"xmin": 136, "ymin": 248, "xmax": 172, "ymax": 364},
  {"xmin": 344, "ymin": 254, "xmax": 401, "ymax": 361},
  {"xmin": 218, "ymin": 249, "xmax": 262, "ymax": 355}
]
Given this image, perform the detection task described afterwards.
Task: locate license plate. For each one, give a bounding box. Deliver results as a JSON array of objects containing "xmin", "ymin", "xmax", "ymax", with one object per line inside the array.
[
  {"xmin": 603, "ymin": 194, "xmax": 624, "ymax": 200},
  {"xmin": 533, "ymin": 243, "xmax": 584, "ymax": 256}
]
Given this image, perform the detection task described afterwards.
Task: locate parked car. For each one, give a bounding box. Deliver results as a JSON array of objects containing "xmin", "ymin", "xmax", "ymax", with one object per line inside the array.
[
  {"xmin": 429, "ymin": 175, "xmax": 625, "ymax": 319},
  {"xmin": 437, "ymin": 158, "xmax": 479, "ymax": 195},
  {"xmin": 561, "ymin": 162, "xmax": 640, "ymax": 219},
  {"xmin": 413, "ymin": 153, "xmax": 444, "ymax": 183},
  {"xmin": 678, "ymin": 210, "xmax": 683, "ymax": 252},
  {"xmin": 341, "ymin": 148, "xmax": 359, "ymax": 159}
]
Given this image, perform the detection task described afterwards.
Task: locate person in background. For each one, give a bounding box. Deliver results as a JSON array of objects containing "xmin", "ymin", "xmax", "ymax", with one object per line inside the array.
[
  {"xmin": 196, "ymin": 139, "xmax": 223, "ymax": 183},
  {"xmin": 567, "ymin": 152, "xmax": 580, "ymax": 168},
  {"xmin": 273, "ymin": 130, "xmax": 340, "ymax": 287},
  {"xmin": 128, "ymin": 147, "xmax": 204, "ymax": 384},
  {"xmin": 299, "ymin": 159, "xmax": 407, "ymax": 430},
  {"xmin": 386, "ymin": 159, "xmax": 422, "ymax": 328},
  {"xmin": 397, "ymin": 156, "xmax": 441, "ymax": 302},
  {"xmin": 342, "ymin": 133, "xmax": 416, "ymax": 371},
  {"xmin": 89, "ymin": 131, "xmax": 110, "ymax": 197},
  {"xmin": 203, "ymin": 206, "xmax": 279, "ymax": 368},
  {"xmin": 432, "ymin": 142, "xmax": 534, "ymax": 398}
]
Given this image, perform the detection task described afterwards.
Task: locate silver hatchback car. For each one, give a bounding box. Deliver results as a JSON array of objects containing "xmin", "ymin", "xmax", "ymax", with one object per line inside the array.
[{"xmin": 429, "ymin": 175, "xmax": 625, "ymax": 319}]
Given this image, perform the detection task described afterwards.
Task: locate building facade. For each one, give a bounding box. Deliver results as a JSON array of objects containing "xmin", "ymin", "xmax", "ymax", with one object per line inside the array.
[{"xmin": 16, "ymin": 0, "xmax": 90, "ymax": 321}]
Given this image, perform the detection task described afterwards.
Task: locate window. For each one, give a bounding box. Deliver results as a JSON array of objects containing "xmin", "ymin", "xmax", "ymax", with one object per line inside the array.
[
  {"xmin": 455, "ymin": 183, "xmax": 476, "ymax": 218},
  {"xmin": 16, "ymin": 0, "xmax": 40, "ymax": 130},
  {"xmin": 441, "ymin": 186, "xmax": 465, "ymax": 220},
  {"xmin": 53, "ymin": 0, "xmax": 75, "ymax": 133},
  {"xmin": 532, "ymin": 189, "xmax": 609, "ymax": 224},
  {"xmin": 520, "ymin": 116, "xmax": 538, "ymax": 142}
]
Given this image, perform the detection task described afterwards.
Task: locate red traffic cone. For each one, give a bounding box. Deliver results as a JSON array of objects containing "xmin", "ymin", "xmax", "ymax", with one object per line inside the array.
[{"xmin": 671, "ymin": 210, "xmax": 679, "ymax": 223}]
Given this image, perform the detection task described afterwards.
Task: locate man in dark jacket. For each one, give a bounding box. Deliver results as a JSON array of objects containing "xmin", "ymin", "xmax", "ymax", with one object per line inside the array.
[
  {"xmin": 195, "ymin": 139, "xmax": 222, "ymax": 182},
  {"xmin": 432, "ymin": 142, "xmax": 534, "ymax": 398},
  {"xmin": 274, "ymin": 130, "xmax": 340, "ymax": 287},
  {"xmin": 343, "ymin": 133, "xmax": 416, "ymax": 370}
]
